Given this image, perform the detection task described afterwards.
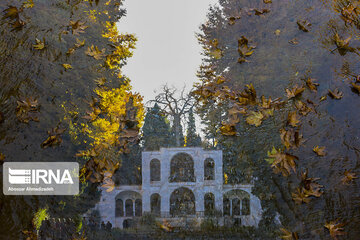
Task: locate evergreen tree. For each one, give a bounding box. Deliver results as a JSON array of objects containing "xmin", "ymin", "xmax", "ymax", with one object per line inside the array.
[
  {"xmin": 185, "ymin": 108, "xmax": 202, "ymax": 147},
  {"xmin": 142, "ymin": 103, "xmax": 172, "ymax": 150},
  {"xmin": 170, "ymin": 122, "xmax": 185, "ymax": 147}
]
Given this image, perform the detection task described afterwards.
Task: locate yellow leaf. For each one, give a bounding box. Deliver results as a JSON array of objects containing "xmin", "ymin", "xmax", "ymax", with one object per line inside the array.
[
  {"xmin": 246, "ymin": 111, "xmax": 264, "ymax": 127},
  {"xmin": 33, "ymin": 38, "xmax": 45, "ymax": 50},
  {"xmin": 62, "ymin": 64, "xmax": 72, "ymax": 70}
]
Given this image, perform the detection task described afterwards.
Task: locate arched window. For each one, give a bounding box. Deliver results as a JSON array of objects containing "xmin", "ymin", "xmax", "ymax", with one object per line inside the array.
[
  {"xmin": 232, "ymin": 198, "xmax": 241, "ymax": 216},
  {"xmin": 204, "ymin": 158, "xmax": 215, "ymax": 180},
  {"xmin": 123, "ymin": 219, "xmax": 133, "ymax": 229},
  {"xmin": 150, "ymin": 159, "xmax": 160, "ymax": 181},
  {"xmin": 135, "ymin": 199, "xmax": 142, "ymax": 217},
  {"xmin": 170, "ymin": 153, "xmax": 195, "ymax": 182},
  {"xmin": 204, "ymin": 193, "xmax": 215, "ymax": 216},
  {"xmin": 125, "ymin": 199, "xmax": 133, "ymax": 217},
  {"xmin": 223, "ymin": 198, "xmax": 230, "ymax": 216},
  {"xmin": 115, "ymin": 199, "xmax": 124, "ymax": 217},
  {"xmin": 170, "ymin": 187, "xmax": 196, "ymax": 216},
  {"xmin": 241, "ymin": 198, "xmax": 250, "ymax": 215},
  {"xmin": 150, "ymin": 193, "xmax": 161, "ymax": 217}
]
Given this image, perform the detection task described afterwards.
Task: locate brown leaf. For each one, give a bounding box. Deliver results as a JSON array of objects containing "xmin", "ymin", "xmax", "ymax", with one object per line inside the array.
[
  {"xmin": 246, "ymin": 111, "xmax": 264, "ymax": 127},
  {"xmin": 287, "ymin": 111, "xmax": 300, "ymax": 127},
  {"xmin": 313, "ymin": 146, "xmax": 326, "ymax": 156},
  {"xmin": 306, "ymin": 78, "xmax": 319, "ymax": 92},
  {"xmin": 289, "ymin": 38, "xmax": 299, "ymax": 45},
  {"xmin": 297, "ymin": 20, "xmax": 311, "ymax": 32},
  {"xmin": 328, "ymin": 88, "xmax": 343, "ymax": 99},
  {"xmin": 220, "ymin": 124, "xmax": 237, "ymax": 136},
  {"xmin": 69, "ymin": 20, "xmax": 88, "ymax": 35},
  {"xmin": 292, "ymin": 187, "xmax": 311, "ymax": 204},
  {"xmin": 263, "ymin": 0, "xmax": 272, "ymax": 3},
  {"xmin": 267, "ymin": 149, "xmax": 298, "ymax": 177},
  {"xmin": 295, "ymin": 100, "xmax": 314, "ymax": 116},
  {"xmin": 351, "ymin": 82, "xmax": 360, "ymax": 93},
  {"xmin": 341, "ymin": 170, "xmax": 358, "ymax": 184},
  {"xmin": 324, "ymin": 221, "xmax": 346, "ymax": 240},
  {"xmin": 41, "ymin": 126, "xmax": 66, "ymax": 149},
  {"xmin": 286, "ymin": 85, "xmax": 305, "ymax": 99},
  {"xmin": 280, "ymin": 128, "xmax": 303, "ymax": 149},
  {"xmin": 280, "ymin": 228, "xmax": 299, "ymax": 240},
  {"xmin": 16, "ymin": 97, "xmax": 39, "ymax": 123},
  {"xmin": 0, "ymin": 153, "xmax": 5, "ymax": 162},
  {"xmin": 253, "ymin": 9, "xmax": 270, "ymax": 16},
  {"xmin": 228, "ymin": 16, "xmax": 240, "ymax": 25}
]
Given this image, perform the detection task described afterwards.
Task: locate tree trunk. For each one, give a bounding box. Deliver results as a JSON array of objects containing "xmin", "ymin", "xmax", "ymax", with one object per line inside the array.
[{"xmin": 174, "ymin": 114, "xmax": 181, "ymax": 147}]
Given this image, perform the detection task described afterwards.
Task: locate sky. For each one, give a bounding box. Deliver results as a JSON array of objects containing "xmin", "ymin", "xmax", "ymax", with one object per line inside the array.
[{"xmin": 117, "ymin": 0, "xmax": 218, "ymax": 104}]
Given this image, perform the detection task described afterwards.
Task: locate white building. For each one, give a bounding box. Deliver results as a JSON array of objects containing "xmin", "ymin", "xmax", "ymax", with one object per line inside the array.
[{"xmin": 94, "ymin": 147, "xmax": 262, "ymax": 229}]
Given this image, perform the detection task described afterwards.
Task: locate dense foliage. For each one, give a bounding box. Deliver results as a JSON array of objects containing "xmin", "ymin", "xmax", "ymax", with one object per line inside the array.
[
  {"xmin": 195, "ymin": 0, "xmax": 360, "ymax": 238},
  {"xmin": 0, "ymin": 0, "xmax": 143, "ymax": 238}
]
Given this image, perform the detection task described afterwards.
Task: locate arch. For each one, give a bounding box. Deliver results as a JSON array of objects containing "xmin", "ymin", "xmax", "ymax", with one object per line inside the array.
[
  {"xmin": 125, "ymin": 199, "xmax": 133, "ymax": 216},
  {"xmin": 232, "ymin": 198, "xmax": 241, "ymax": 216},
  {"xmin": 223, "ymin": 198, "xmax": 230, "ymax": 216},
  {"xmin": 241, "ymin": 197, "xmax": 250, "ymax": 215},
  {"xmin": 170, "ymin": 187, "xmax": 196, "ymax": 216},
  {"xmin": 135, "ymin": 199, "xmax": 142, "ymax": 217},
  {"xmin": 115, "ymin": 199, "xmax": 124, "ymax": 217},
  {"xmin": 150, "ymin": 193, "xmax": 161, "ymax": 217},
  {"xmin": 204, "ymin": 158, "xmax": 215, "ymax": 180},
  {"xmin": 150, "ymin": 159, "xmax": 161, "ymax": 181},
  {"xmin": 204, "ymin": 192, "xmax": 215, "ymax": 216},
  {"xmin": 169, "ymin": 153, "xmax": 195, "ymax": 182},
  {"xmin": 123, "ymin": 219, "xmax": 134, "ymax": 229}
]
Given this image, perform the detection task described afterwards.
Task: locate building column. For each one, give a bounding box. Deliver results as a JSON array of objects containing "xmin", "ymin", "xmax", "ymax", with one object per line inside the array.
[{"xmin": 132, "ymin": 200, "xmax": 135, "ymax": 216}]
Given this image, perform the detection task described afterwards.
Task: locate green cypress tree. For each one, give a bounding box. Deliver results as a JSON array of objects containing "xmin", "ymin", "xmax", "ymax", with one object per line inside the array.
[
  {"xmin": 142, "ymin": 103, "xmax": 172, "ymax": 150},
  {"xmin": 185, "ymin": 108, "xmax": 202, "ymax": 147}
]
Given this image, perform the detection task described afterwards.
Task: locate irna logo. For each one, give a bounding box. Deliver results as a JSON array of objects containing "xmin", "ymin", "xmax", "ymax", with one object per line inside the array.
[
  {"xmin": 3, "ymin": 162, "xmax": 79, "ymax": 195},
  {"xmin": 8, "ymin": 168, "xmax": 73, "ymax": 185}
]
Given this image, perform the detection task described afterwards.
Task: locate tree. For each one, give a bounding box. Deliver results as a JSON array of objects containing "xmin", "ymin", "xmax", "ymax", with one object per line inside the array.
[
  {"xmin": 151, "ymin": 85, "xmax": 195, "ymax": 147},
  {"xmin": 194, "ymin": 0, "xmax": 360, "ymax": 238},
  {"xmin": 142, "ymin": 103, "xmax": 172, "ymax": 151},
  {"xmin": 0, "ymin": 0, "xmax": 143, "ymax": 238},
  {"xmin": 185, "ymin": 108, "xmax": 202, "ymax": 147}
]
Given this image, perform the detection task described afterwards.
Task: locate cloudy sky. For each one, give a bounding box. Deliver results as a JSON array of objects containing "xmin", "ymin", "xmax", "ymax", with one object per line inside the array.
[{"xmin": 117, "ymin": 0, "xmax": 218, "ymax": 104}]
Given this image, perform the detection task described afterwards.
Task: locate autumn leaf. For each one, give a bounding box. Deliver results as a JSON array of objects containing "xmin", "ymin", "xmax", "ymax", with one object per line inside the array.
[
  {"xmin": 351, "ymin": 82, "xmax": 360, "ymax": 93},
  {"xmin": 238, "ymin": 36, "xmax": 256, "ymax": 61},
  {"xmin": 306, "ymin": 78, "xmax": 319, "ymax": 92},
  {"xmin": 210, "ymin": 48, "xmax": 223, "ymax": 59},
  {"xmin": 220, "ymin": 124, "xmax": 237, "ymax": 136},
  {"xmin": 74, "ymin": 38, "xmax": 85, "ymax": 48},
  {"xmin": 33, "ymin": 38, "xmax": 45, "ymax": 50},
  {"xmin": 95, "ymin": 77, "xmax": 107, "ymax": 86},
  {"xmin": 280, "ymin": 228, "xmax": 299, "ymax": 240},
  {"xmin": 328, "ymin": 89, "xmax": 343, "ymax": 99},
  {"xmin": 266, "ymin": 148, "xmax": 298, "ymax": 176},
  {"xmin": 320, "ymin": 95, "xmax": 327, "ymax": 101},
  {"xmin": 297, "ymin": 20, "xmax": 311, "ymax": 32},
  {"xmin": 300, "ymin": 170, "xmax": 323, "ymax": 197},
  {"xmin": 22, "ymin": 0, "xmax": 34, "ymax": 8},
  {"xmin": 101, "ymin": 178, "xmax": 115, "ymax": 192},
  {"xmin": 289, "ymin": 38, "xmax": 299, "ymax": 45},
  {"xmin": 41, "ymin": 126, "xmax": 66, "ymax": 148},
  {"xmin": 286, "ymin": 85, "xmax": 305, "ymax": 99},
  {"xmin": 333, "ymin": 33, "xmax": 354, "ymax": 55},
  {"xmin": 280, "ymin": 128, "xmax": 303, "ymax": 149},
  {"xmin": 228, "ymin": 16, "xmax": 240, "ymax": 25},
  {"xmin": 86, "ymin": 45, "xmax": 106, "ymax": 60},
  {"xmin": 325, "ymin": 221, "xmax": 346, "ymax": 240},
  {"xmin": 287, "ymin": 111, "xmax": 300, "ymax": 127},
  {"xmin": 246, "ymin": 111, "xmax": 264, "ymax": 127},
  {"xmin": 253, "ymin": 9, "xmax": 270, "ymax": 16},
  {"xmin": 295, "ymin": 100, "xmax": 315, "ymax": 116},
  {"xmin": 292, "ymin": 187, "xmax": 311, "ymax": 204},
  {"xmin": 0, "ymin": 153, "xmax": 5, "ymax": 162},
  {"xmin": 3, "ymin": 6, "xmax": 22, "ymax": 20},
  {"xmin": 264, "ymin": 0, "xmax": 272, "ymax": 3},
  {"xmin": 313, "ymin": 146, "xmax": 326, "ymax": 156},
  {"xmin": 341, "ymin": 170, "xmax": 358, "ymax": 184},
  {"xmin": 62, "ymin": 63, "xmax": 73, "ymax": 70},
  {"xmin": 16, "ymin": 97, "xmax": 39, "ymax": 123},
  {"xmin": 69, "ymin": 20, "xmax": 88, "ymax": 35}
]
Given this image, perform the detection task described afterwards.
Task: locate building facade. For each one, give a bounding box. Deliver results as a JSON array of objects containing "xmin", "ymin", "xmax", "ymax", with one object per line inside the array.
[{"xmin": 94, "ymin": 147, "xmax": 262, "ymax": 229}]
